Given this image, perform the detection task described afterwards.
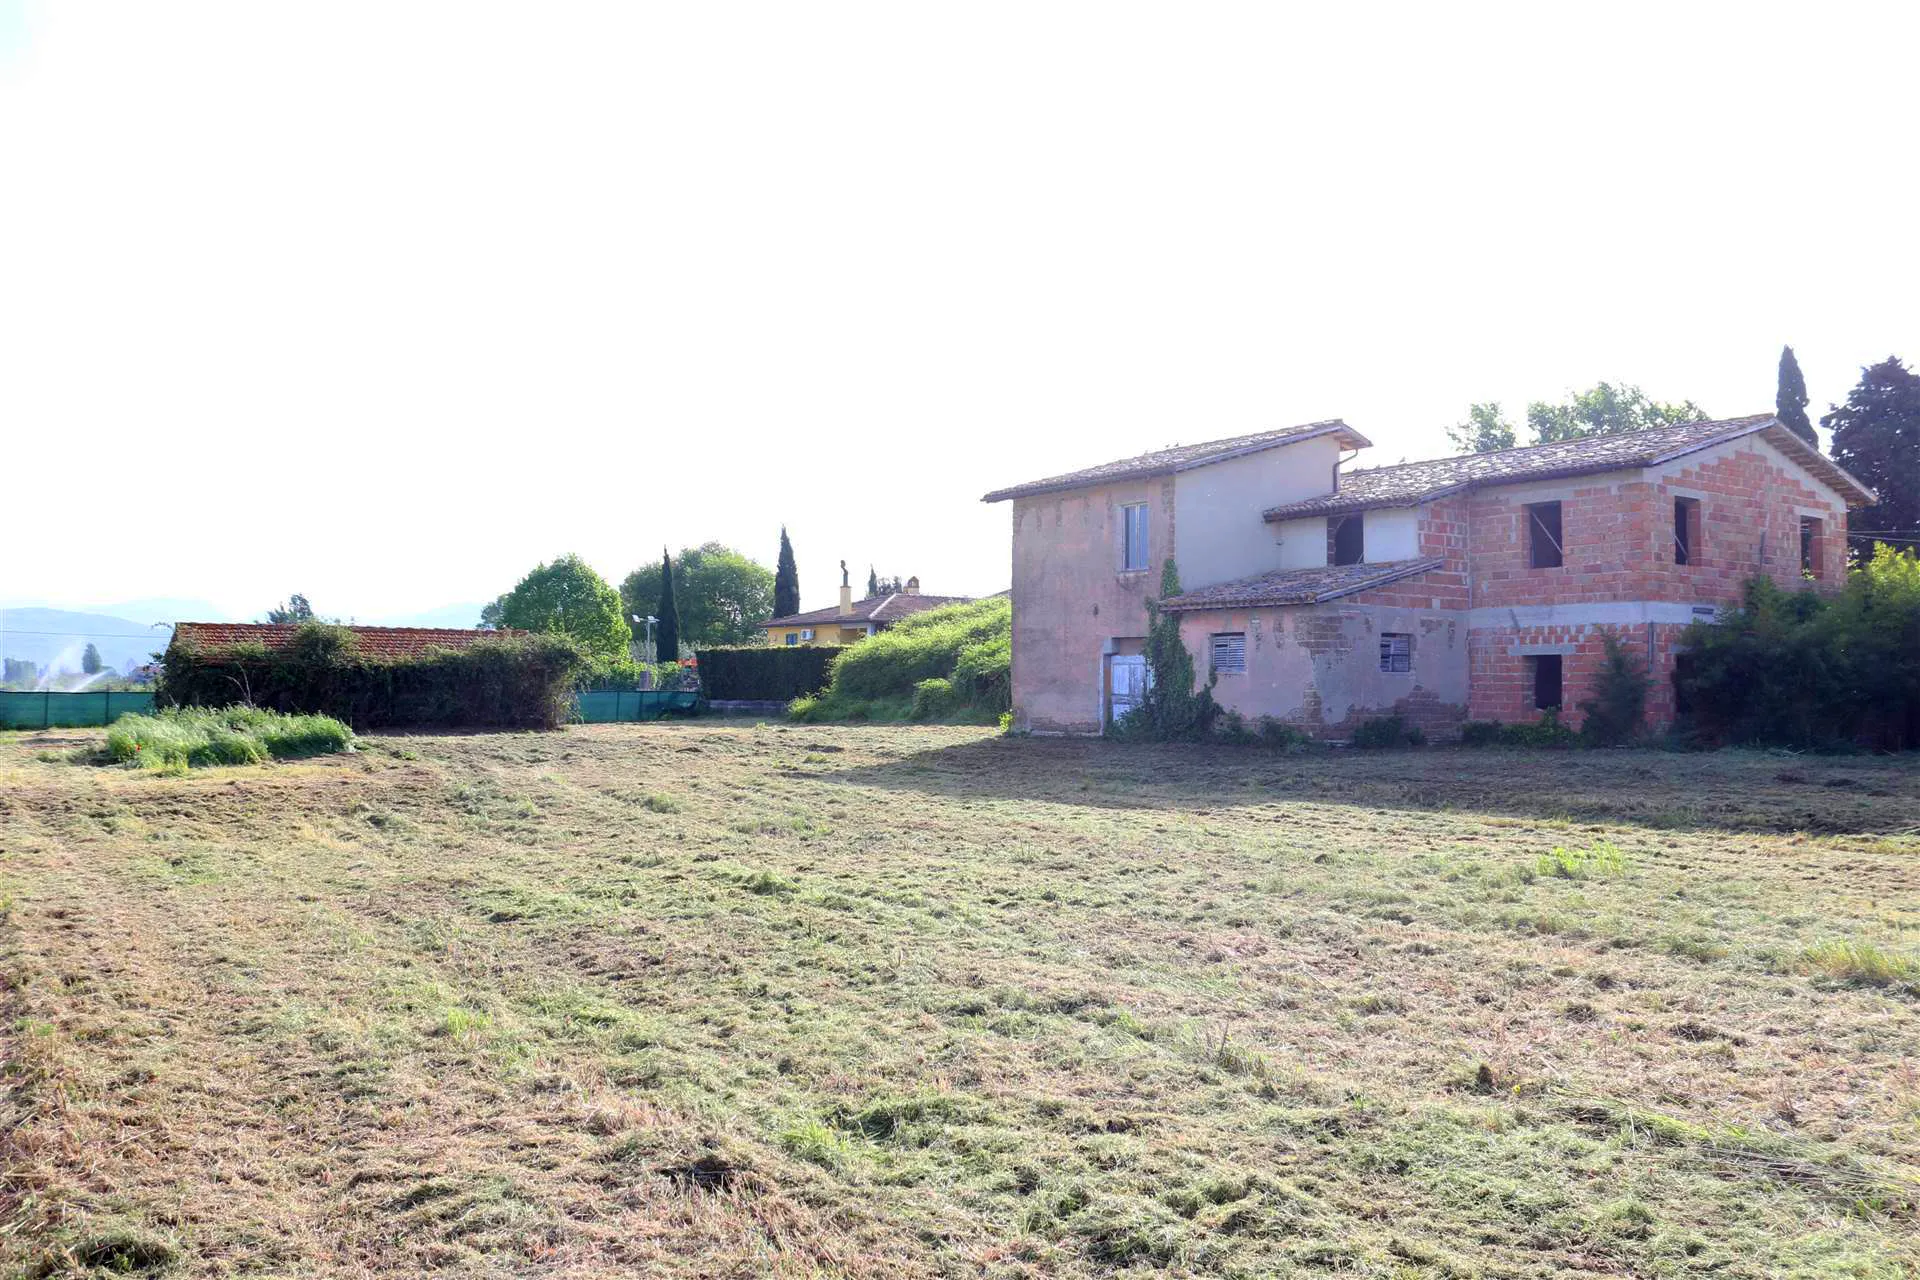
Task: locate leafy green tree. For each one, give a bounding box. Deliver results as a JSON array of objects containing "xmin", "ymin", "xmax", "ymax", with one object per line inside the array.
[
  {"xmin": 2, "ymin": 658, "xmax": 38, "ymax": 688},
  {"xmin": 267, "ymin": 593, "xmax": 316, "ymax": 624},
  {"xmin": 655, "ymin": 550, "xmax": 681, "ymax": 663},
  {"xmin": 1445, "ymin": 402, "xmax": 1517, "ymax": 454},
  {"xmin": 1526, "ymin": 383, "xmax": 1706, "ymax": 444},
  {"xmin": 1775, "ymin": 346, "xmax": 1816, "ymax": 446},
  {"xmin": 621, "ymin": 543, "xmax": 775, "ymax": 650},
  {"xmin": 497, "ymin": 554, "xmax": 628, "ymax": 661},
  {"xmin": 774, "ymin": 527, "xmax": 800, "ymax": 619},
  {"xmin": 1826, "ymin": 356, "xmax": 1920, "ymax": 559},
  {"xmin": 479, "ymin": 595, "xmax": 507, "ymax": 629},
  {"xmin": 81, "ymin": 643, "xmax": 102, "ymax": 675}
]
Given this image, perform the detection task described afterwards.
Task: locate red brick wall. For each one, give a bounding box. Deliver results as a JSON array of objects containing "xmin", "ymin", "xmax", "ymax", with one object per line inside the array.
[{"xmin": 1469, "ymin": 621, "xmax": 1696, "ymax": 730}]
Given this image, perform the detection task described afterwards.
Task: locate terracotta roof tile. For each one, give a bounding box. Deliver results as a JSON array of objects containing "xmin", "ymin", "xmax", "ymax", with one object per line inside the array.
[
  {"xmin": 765, "ymin": 593, "xmax": 972, "ymax": 629},
  {"xmin": 1161, "ymin": 559, "xmax": 1444, "ymax": 611},
  {"xmin": 982, "ymin": 420, "xmax": 1371, "ymax": 503},
  {"xmin": 170, "ymin": 622, "xmax": 522, "ymax": 660},
  {"xmin": 1262, "ymin": 414, "xmax": 1874, "ymax": 519}
]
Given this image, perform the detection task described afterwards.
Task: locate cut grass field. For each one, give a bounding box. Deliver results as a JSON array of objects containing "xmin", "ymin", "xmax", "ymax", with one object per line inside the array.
[{"xmin": 2, "ymin": 724, "xmax": 1917, "ymax": 1278}]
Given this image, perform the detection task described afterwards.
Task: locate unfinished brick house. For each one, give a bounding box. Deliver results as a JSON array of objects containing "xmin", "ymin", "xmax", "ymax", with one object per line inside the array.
[{"xmin": 983, "ymin": 414, "xmax": 1874, "ymax": 737}]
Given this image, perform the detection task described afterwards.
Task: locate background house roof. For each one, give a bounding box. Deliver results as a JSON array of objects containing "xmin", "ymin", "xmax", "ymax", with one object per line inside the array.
[
  {"xmin": 766, "ymin": 593, "xmax": 971, "ymax": 629},
  {"xmin": 1262, "ymin": 415, "xmax": 1876, "ymax": 520},
  {"xmin": 981, "ymin": 420, "xmax": 1372, "ymax": 503},
  {"xmin": 170, "ymin": 622, "xmax": 519, "ymax": 659},
  {"xmin": 1161, "ymin": 558, "xmax": 1444, "ymax": 611}
]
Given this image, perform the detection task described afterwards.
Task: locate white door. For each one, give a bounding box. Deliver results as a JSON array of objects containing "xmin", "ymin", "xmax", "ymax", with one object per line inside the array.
[{"xmin": 1107, "ymin": 654, "xmax": 1149, "ymax": 725}]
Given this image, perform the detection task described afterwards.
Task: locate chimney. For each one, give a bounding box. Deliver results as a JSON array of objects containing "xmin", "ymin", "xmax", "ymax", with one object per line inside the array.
[
  {"xmin": 904, "ymin": 576, "xmax": 920, "ymax": 596},
  {"xmin": 838, "ymin": 558, "xmax": 854, "ymax": 615}
]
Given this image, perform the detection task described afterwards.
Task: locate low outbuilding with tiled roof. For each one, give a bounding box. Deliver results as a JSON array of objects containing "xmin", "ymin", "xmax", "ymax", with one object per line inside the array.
[{"xmin": 763, "ymin": 575, "xmax": 970, "ymax": 647}]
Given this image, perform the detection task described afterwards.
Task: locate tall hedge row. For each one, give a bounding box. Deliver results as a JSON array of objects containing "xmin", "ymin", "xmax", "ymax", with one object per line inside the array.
[
  {"xmin": 160, "ymin": 626, "xmax": 587, "ymax": 729},
  {"xmin": 696, "ymin": 645, "xmax": 844, "ymax": 701}
]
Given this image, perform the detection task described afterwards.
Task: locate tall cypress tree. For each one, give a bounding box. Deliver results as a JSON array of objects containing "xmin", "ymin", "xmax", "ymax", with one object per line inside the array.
[
  {"xmin": 866, "ymin": 566, "xmax": 880, "ymax": 597},
  {"xmin": 773, "ymin": 527, "xmax": 799, "ymax": 619},
  {"xmin": 1776, "ymin": 345, "xmax": 1816, "ymax": 446},
  {"xmin": 655, "ymin": 549, "xmax": 682, "ymax": 664}
]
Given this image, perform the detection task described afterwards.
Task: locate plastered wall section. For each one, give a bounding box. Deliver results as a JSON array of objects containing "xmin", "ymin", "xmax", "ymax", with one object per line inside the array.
[
  {"xmin": 1008, "ymin": 478, "xmax": 1168, "ymax": 733},
  {"xmin": 1176, "ymin": 594, "xmax": 1468, "ymax": 738}
]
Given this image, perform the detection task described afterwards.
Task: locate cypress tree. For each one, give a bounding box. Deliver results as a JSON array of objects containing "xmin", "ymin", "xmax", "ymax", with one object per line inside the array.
[
  {"xmin": 1776, "ymin": 346, "xmax": 1816, "ymax": 446},
  {"xmin": 867, "ymin": 566, "xmax": 880, "ymax": 597},
  {"xmin": 773, "ymin": 528, "xmax": 799, "ymax": 619},
  {"xmin": 655, "ymin": 549, "xmax": 682, "ymax": 664}
]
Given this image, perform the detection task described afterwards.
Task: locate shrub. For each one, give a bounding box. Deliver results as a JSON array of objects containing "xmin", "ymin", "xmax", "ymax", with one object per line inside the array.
[
  {"xmin": 1578, "ymin": 632, "xmax": 1650, "ymax": 746},
  {"xmin": 106, "ymin": 706, "xmax": 353, "ymax": 770},
  {"xmin": 579, "ymin": 657, "xmax": 687, "ymax": 692},
  {"xmin": 1258, "ymin": 717, "xmax": 1312, "ymax": 751},
  {"xmin": 1349, "ymin": 715, "xmax": 1424, "ymax": 749},
  {"xmin": 790, "ymin": 598, "xmax": 1010, "ymax": 723},
  {"xmin": 1112, "ymin": 560, "xmax": 1219, "ymax": 742},
  {"xmin": 160, "ymin": 625, "xmax": 585, "ymax": 729},
  {"xmin": 1460, "ymin": 710, "xmax": 1578, "ymax": 748},
  {"xmin": 697, "ymin": 646, "xmax": 844, "ymax": 701},
  {"xmin": 1676, "ymin": 547, "xmax": 1920, "ymax": 749},
  {"xmin": 910, "ymin": 677, "xmax": 953, "ymax": 720}
]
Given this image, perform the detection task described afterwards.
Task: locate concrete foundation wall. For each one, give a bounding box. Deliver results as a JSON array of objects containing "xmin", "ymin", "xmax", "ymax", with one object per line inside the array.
[{"xmin": 1177, "ymin": 598, "xmax": 1467, "ymax": 738}]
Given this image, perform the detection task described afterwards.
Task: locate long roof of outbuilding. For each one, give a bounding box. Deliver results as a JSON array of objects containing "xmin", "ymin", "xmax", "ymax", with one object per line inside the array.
[
  {"xmin": 170, "ymin": 622, "xmax": 521, "ymax": 659},
  {"xmin": 1261, "ymin": 414, "xmax": 1875, "ymax": 520},
  {"xmin": 1160, "ymin": 558, "xmax": 1445, "ymax": 612},
  {"xmin": 981, "ymin": 420, "xmax": 1371, "ymax": 503},
  {"xmin": 765, "ymin": 592, "xmax": 971, "ymax": 629}
]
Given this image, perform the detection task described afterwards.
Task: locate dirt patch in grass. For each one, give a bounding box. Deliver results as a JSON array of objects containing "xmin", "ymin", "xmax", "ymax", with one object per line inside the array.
[{"xmin": 1, "ymin": 725, "xmax": 1916, "ymax": 1277}]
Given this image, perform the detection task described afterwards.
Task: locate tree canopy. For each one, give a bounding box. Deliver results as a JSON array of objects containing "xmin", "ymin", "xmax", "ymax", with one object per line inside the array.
[
  {"xmin": 82, "ymin": 643, "xmax": 103, "ymax": 675},
  {"xmin": 621, "ymin": 542, "xmax": 774, "ymax": 652},
  {"xmin": 267, "ymin": 593, "xmax": 316, "ymax": 624},
  {"xmin": 496, "ymin": 554, "xmax": 628, "ymax": 661},
  {"xmin": 1826, "ymin": 356, "xmax": 1920, "ymax": 559},
  {"xmin": 1447, "ymin": 383, "xmax": 1707, "ymax": 454},
  {"xmin": 1444, "ymin": 403, "xmax": 1517, "ymax": 455},
  {"xmin": 774, "ymin": 528, "xmax": 800, "ymax": 619},
  {"xmin": 1776, "ymin": 346, "xmax": 1816, "ymax": 446}
]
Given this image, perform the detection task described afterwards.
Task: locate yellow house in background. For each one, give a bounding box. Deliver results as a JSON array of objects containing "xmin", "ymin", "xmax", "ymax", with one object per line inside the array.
[{"xmin": 763, "ymin": 573, "xmax": 969, "ymax": 647}]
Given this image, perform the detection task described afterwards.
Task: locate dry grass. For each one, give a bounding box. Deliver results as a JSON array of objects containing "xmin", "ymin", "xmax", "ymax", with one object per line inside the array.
[{"xmin": 1, "ymin": 724, "xmax": 1917, "ymax": 1278}]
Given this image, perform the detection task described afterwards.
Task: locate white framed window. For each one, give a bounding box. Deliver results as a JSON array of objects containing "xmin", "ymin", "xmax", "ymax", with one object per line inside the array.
[
  {"xmin": 1379, "ymin": 633, "xmax": 1411, "ymax": 673},
  {"xmin": 1210, "ymin": 632, "xmax": 1246, "ymax": 675},
  {"xmin": 800, "ymin": 628, "xmax": 814, "ymax": 640},
  {"xmin": 1121, "ymin": 503, "xmax": 1149, "ymax": 572}
]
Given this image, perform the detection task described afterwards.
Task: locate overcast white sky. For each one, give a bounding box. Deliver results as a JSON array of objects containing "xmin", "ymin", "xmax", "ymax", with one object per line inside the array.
[{"xmin": 3, "ymin": 1, "xmax": 1916, "ymax": 621}]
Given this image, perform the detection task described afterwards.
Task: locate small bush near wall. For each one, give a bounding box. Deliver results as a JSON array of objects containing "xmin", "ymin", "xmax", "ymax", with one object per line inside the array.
[
  {"xmin": 698, "ymin": 646, "xmax": 845, "ymax": 702},
  {"xmin": 160, "ymin": 625, "xmax": 586, "ymax": 729},
  {"xmin": 1349, "ymin": 715, "xmax": 1427, "ymax": 749},
  {"xmin": 1459, "ymin": 712, "xmax": 1579, "ymax": 748}
]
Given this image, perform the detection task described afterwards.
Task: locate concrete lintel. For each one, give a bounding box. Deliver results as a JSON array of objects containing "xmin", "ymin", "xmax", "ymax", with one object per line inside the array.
[
  {"xmin": 1467, "ymin": 601, "xmax": 1716, "ymax": 630},
  {"xmin": 1512, "ymin": 643, "xmax": 1578, "ymax": 656}
]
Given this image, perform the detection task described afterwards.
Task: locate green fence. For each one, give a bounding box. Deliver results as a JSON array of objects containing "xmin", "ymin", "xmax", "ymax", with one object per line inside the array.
[
  {"xmin": 0, "ymin": 690, "xmax": 157, "ymax": 729},
  {"xmin": 575, "ymin": 690, "xmax": 701, "ymax": 723}
]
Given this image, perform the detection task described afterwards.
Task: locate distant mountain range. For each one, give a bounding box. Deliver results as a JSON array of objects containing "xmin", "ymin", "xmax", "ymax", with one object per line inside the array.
[{"xmin": 0, "ymin": 601, "xmax": 491, "ymax": 677}]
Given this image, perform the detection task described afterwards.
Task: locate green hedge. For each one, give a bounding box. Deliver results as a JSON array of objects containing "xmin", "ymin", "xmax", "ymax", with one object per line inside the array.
[
  {"xmin": 696, "ymin": 645, "xmax": 845, "ymax": 701},
  {"xmin": 159, "ymin": 625, "xmax": 586, "ymax": 729},
  {"xmin": 789, "ymin": 598, "xmax": 1011, "ymax": 723}
]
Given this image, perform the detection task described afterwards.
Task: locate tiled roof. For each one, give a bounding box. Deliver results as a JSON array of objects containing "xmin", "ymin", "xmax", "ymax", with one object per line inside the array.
[
  {"xmin": 1262, "ymin": 415, "xmax": 1875, "ymax": 520},
  {"xmin": 170, "ymin": 622, "xmax": 522, "ymax": 659},
  {"xmin": 1160, "ymin": 559, "xmax": 1444, "ymax": 612},
  {"xmin": 766, "ymin": 593, "xmax": 971, "ymax": 629},
  {"xmin": 982, "ymin": 420, "xmax": 1372, "ymax": 503}
]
